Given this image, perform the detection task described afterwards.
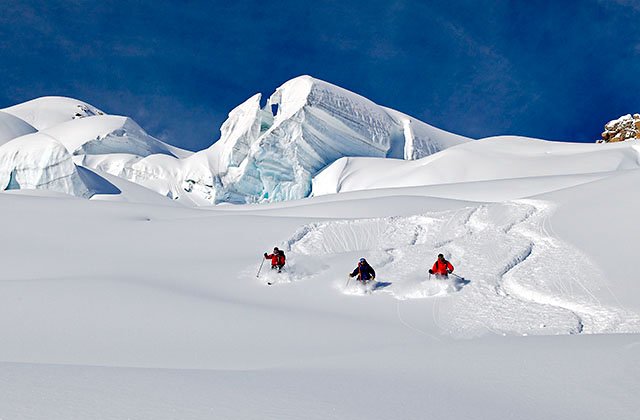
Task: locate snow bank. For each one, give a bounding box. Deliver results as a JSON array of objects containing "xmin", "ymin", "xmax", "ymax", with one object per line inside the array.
[
  {"xmin": 0, "ymin": 111, "xmax": 37, "ymax": 146},
  {"xmin": 313, "ymin": 136, "xmax": 640, "ymax": 195},
  {"xmin": 0, "ymin": 133, "xmax": 91, "ymax": 197},
  {"xmin": 80, "ymin": 152, "xmax": 214, "ymax": 204}
]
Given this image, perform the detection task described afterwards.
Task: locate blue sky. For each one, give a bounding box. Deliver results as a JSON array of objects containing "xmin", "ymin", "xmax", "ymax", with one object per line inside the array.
[{"xmin": 1, "ymin": 0, "xmax": 639, "ymax": 150}]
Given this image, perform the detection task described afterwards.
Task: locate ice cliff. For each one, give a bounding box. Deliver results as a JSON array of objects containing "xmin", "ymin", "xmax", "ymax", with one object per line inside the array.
[
  {"xmin": 199, "ymin": 76, "xmax": 470, "ymax": 203},
  {"xmin": 0, "ymin": 133, "xmax": 92, "ymax": 198}
]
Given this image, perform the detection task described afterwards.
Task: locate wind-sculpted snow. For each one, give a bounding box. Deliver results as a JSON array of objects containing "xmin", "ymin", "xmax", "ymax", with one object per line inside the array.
[
  {"xmin": 279, "ymin": 200, "xmax": 640, "ymax": 336},
  {"xmin": 0, "ymin": 133, "xmax": 92, "ymax": 197},
  {"xmin": 0, "ymin": 111, "xmax": 37, "ymax": 146},
  {"xmin": 44, "ymin": 115, "xmax": 186, "ymax": 158},
  {"xmin": 313, "ymin": 137, "xmax": 640, "ymax": 196},
  {"xmin": 2, "ymin": 96, "xmax": 105, "ymax": 130}
]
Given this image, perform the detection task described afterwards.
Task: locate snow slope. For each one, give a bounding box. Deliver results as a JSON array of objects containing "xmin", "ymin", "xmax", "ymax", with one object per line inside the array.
[
  {"xmin": 0, "ymin": 169, "xmax": 639, "ymax": 419},
  {"xmin": 2, "ymin": 96, "xmax": 105, "ymax": 130},
  {"xmin": 43, "ymin": 115, "xmax": 188, "ymax": 158},
  {"xmin": 0, "ymin": 110, "xmax": 37, "ymax": 146}
]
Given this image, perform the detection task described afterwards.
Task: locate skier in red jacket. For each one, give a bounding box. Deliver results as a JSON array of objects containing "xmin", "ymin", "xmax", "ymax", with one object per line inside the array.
[
  {"xmin": 429, "ymin": 253, "xmax": 454, "ymax": 278},
  {"xmin": 264, "ymin": 247, "xmax": 286, "ymax": 272}
]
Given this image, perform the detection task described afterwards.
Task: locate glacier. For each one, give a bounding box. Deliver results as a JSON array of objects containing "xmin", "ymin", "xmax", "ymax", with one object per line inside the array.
[
  {"xmin": 0, "ymin": 76, "xmax": 470, "ymax": 203},
  {"xmin": 200, "ymin": 75, "xmax": 470, "ymax": 203}
]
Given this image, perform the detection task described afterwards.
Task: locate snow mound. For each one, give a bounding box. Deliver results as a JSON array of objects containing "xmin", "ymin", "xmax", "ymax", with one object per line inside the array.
[
  {"xmin": 2, "ymin": 96, "xmax": 105, "ymax": 130},
  {"xmin": 43, "ymin": 115, "xmax": 188, "ymax": 158},
  {"xmin": 0, "ymin": 132, "xmax": 91, "ymax": 197},
  {"xmin": 313, "ymin": 136, "xmax": 640, "ymax": 195},
  {"xmin": 80, "ymin": 152, "xmax": 214, "ymax": 205},
  {"xmin": 0, "ymin": 111, "xmax": 37, "ymax": 146}
]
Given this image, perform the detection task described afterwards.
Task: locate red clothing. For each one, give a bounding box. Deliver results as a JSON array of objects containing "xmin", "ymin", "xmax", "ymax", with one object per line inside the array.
[
  {"xmin": 265, "ymin": 253, "xmax": 285, "ymax": 267},
  {"xmin": 432, "ymin": 259, "xmax": 453, "ymax": 275}
]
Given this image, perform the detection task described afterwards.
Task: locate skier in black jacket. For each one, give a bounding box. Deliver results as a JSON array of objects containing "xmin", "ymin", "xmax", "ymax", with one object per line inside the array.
[{"xmin": 349, "ymin": 258, "xmax": 376, "ymax": 282}]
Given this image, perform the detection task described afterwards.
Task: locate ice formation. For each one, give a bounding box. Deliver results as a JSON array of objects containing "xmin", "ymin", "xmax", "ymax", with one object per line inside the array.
[
  {"xmin": 0, "ymin": 76, "xmax": 471, "ymax": 203},
  {"xmin": 0, "ymin": 133, "xmax": 92, "ymax": 197},
  {"xmin": 202, "ymin": 76, "xmax": 470, "ymax": 203}
]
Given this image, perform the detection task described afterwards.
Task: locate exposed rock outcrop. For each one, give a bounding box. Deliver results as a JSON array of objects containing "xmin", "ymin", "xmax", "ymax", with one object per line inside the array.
[{"xmin": 597, "ymin": 114, "xmax": 640, "ymax": 143}]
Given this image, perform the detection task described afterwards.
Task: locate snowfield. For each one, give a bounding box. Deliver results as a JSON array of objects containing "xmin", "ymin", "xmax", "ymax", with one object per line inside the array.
[{"xmin": 0, "ymin": 78, "xmax": 639, "ymax": 419}]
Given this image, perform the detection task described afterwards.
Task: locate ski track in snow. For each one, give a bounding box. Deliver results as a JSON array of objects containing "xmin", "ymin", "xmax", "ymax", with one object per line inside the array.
[{"xmin": 261, "ymin": 200, "xmax": 640, "ymax": 337}]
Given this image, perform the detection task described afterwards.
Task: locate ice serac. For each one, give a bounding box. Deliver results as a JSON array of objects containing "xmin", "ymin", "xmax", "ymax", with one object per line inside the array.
[
  {"xmin": 214, "ymin": 76, "xmax": 470, "ymax": 203},
  {"xmin": 0, "ymin": 111, "xmax": 37, "ymax": 146},
  {"xmin": 0, "ymin": 133, "xmax": 92, "ymax": 198},
  {"xmin": 213, "ymin": 93, "xmax": 264, "ymax": 170}
]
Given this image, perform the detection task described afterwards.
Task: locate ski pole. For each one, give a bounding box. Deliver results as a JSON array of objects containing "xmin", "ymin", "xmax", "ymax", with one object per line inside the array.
[
  {"xmin": 345, "ymin": 274, "xmax": 351, "ymax": 289},
  {"xmin": 450, "ymin": 272, "xmax": 465, "ymax": 280},
  {"xmin": 256, "ymin": 258, "xmax": 265, "ymax": 278}
]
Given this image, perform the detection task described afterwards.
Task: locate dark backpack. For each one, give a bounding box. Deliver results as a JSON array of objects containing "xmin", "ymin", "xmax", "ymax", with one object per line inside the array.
[{"xmin": 278, "ymin": 251, "xmax": 286, "ymax": 265}]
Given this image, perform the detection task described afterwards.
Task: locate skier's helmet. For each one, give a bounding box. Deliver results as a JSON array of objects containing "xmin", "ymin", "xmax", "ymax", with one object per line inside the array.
[
  {"xmin": 359, "ymin": 258, "xmax": 366, "ymax": 263},
  {"xmin": 274, "ymin": 247, "xmax": 279, "ymax": 252},
  {"xmin": 438, "ymin": 253, "xmax": 444, "ymax": 259}
]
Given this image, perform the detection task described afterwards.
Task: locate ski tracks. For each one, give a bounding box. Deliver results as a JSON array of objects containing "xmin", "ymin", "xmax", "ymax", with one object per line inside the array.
[
  {"xmin": 499, "ymin": 200, "xmax": 640, "ymax": 334},
  {"xmin": 278, "ymin": 200, "xmax": 640, "ymax": 336}
]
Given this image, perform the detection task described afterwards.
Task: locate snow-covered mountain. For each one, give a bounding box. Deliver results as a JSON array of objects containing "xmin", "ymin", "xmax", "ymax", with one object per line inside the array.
[
  {"xmin": 0, "ymin": 76, "xmax": 470, "ymax": 203},
  {"xmin": 2, "ymin": 79, "xmax": 640, "ymax": 419},
  {"xmin": 0, "ymin": 96, "xmax": 191, "ymax": 199}
]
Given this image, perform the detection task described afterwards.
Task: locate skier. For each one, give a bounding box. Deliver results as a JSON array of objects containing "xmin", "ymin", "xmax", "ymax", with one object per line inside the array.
[
  {"xmin": 429, "ymin": 253, "xmax": 454, "ymax": 278},
  {"xmin": 264, "ymin": 247, "xmax": 286, "ymax": 272},
  {"xmin": 349, "ymin": 258, "xmax": 376, "ymax": 283}
]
